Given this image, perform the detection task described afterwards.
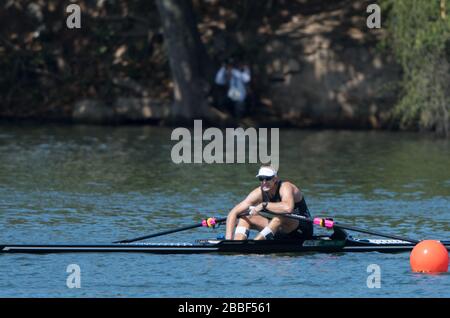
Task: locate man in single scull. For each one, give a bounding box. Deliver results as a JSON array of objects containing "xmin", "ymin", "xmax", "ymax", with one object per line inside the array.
[{"xmin": 225, "ymin": 166, "xmax": 313, "ymax": 240}]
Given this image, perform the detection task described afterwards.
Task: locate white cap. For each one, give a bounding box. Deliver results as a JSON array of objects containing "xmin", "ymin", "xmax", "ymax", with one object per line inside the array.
[{"xmin": 256, "ymin": 166, "xmax": 277, "ymax": 178}]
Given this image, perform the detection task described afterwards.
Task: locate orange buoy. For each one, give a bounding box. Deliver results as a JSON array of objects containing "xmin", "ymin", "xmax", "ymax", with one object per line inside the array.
[{"xmin": 410, "ymin": 240, "xmax": 449, "ymax": 273}]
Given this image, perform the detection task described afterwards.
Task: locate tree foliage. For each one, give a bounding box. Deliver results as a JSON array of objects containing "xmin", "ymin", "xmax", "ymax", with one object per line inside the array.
[{"xmin": 382, "ymin": 0, "xmax": 450, "ymax": 136}]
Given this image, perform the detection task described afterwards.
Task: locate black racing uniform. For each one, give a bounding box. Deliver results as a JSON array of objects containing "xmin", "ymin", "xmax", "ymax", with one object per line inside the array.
[{"xmin": 261, "ymin": 180, "xmax": 314, "ymax": 240}]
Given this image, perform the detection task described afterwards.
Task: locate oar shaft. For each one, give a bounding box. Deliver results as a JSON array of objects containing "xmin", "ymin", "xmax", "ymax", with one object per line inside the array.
[
  {"xmin": 114, "ymin": 211, "xmax": 250, "ymax": 244},
  {"xmin": 333, "ymin": 223, "xmax": 419, "ymax": 244},
  {"xmin": 260, "ymin": 211, "xmax": 419, "ymax": 244},
  {"xmin": 114, "ymin": 217, "xmax": 227, "ymax": 243}
]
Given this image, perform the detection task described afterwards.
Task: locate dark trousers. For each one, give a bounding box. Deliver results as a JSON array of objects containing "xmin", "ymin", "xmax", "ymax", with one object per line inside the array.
[{"xmin": 224, "ymin": 98, "xmax": 245, "ymax": 119}]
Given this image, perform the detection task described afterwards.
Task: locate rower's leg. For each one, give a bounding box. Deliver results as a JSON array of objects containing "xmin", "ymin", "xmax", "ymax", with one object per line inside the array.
[
  {"xmin": 254, "ymin": 217, "xmax": 283, "ymax": 240},
  {"xmin": 254, "ymin": 216, "xmax": 301, "ymax": 240},
  {"xmin": 234, "ymin": 215, "xmax": 268, "ymax": 240}
]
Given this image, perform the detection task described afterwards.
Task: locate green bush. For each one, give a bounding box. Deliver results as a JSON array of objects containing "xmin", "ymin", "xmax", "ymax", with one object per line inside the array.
[{"xmin": 382, "ymin": 0, "xmax": 450, "ymax": 136}]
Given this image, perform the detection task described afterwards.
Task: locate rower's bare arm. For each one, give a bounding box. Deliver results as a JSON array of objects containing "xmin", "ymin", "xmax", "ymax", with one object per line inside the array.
[
  {"xmin": 225, "ymin": 188, "xmax": 261, "ymax": 239},
  {"xmin": 263, "ymin": 183, "xmax": 295, "ymax": 214}
]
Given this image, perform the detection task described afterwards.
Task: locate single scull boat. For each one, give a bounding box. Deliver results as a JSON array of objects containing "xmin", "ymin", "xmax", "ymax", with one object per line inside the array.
[
  {"xmin": 2, "ymin": 212, "xmax": 448, "ymax": 255},
  {"xmin": 1, "ymin": 234, "xmax": 449, "ymax": 254}
]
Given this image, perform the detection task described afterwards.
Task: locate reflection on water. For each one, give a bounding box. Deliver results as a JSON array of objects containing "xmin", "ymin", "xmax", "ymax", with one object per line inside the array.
[{"xmin": 0, "ymin": 125, "xmax": 449, "ymax": 297}]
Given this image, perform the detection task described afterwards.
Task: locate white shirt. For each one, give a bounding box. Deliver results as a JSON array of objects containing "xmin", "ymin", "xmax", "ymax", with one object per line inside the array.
[{"xmin": 215, "ymin": 66, "xmax": 251, "ymax": 102}]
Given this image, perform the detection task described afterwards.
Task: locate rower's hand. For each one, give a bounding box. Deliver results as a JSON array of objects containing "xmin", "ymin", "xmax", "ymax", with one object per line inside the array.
[{"xmin": 248, "ymin": 204, "xmax": 263, "ymax": 216}]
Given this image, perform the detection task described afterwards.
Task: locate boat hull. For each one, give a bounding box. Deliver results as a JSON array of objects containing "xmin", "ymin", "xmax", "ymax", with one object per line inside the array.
[{"xmin": 2, "ymin": 237, "xmax": 448, "ymax": 254}]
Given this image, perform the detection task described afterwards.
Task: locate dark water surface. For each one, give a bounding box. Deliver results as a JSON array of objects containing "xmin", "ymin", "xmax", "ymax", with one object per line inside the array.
[{"xmin": 0, "ymin": 125, "xmax": 449, "ymax": 297}]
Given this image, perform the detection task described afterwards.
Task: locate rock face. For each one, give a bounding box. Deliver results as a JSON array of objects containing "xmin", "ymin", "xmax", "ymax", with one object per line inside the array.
[
  {"xmin": 73, "ymin": 100, "xmax": 115, "ymax": 124},
  {"xmin": 114, "ymin": 98, "xmax": 170, "ymax": 122},
  {"xmin": 265, "ymin": 42, "xmax": 400, "ymax": 128},
  {"xmin": 8, "ymin": 0, "xmax": 401, "ymax": 127},
  {"xmin": 245, "ymin": 1, "xmax": 401, "ymax": 128},
  {"xmin": 68, "ymin": 1, "xmax": 401, "ymax": 127},
  {"xmin": 72, "ymin": 98, "xmax": 170, "ymax": 124}
]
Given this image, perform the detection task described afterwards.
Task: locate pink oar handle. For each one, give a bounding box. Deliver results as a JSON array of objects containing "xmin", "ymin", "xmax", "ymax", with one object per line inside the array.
[
  {"xmin": 313, "ymin": 217, "xmax": 334, "ymax": 229},
  {"xmin": 202, "ymin": 217, "xmax": 217, "ymax": 228}
]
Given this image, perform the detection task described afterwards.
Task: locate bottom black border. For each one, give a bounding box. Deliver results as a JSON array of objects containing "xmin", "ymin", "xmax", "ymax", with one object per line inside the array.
[{"xmin": 0, "ymin": 298, "xmax": 448, "ymax": 315}]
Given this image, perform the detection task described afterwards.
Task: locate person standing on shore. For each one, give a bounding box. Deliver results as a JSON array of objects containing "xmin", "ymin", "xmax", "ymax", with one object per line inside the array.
[{"xmin": 214, "ymin": 59, "xmax": 251, "ymax": 118}]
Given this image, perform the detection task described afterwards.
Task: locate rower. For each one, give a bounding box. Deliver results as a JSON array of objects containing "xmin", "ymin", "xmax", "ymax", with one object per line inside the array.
[{"xmin": 225, "ymin": 165, "xmax": 314, "ymax": 240}]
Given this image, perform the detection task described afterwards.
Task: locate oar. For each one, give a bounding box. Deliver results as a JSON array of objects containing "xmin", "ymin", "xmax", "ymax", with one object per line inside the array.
[
  {"xmin": 260, "ymin": 211, "xmax": 420, "ymax": 244},
  {"xmin": 114, "ymin": 211, "xmax": 248, "ymax": 243}
]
